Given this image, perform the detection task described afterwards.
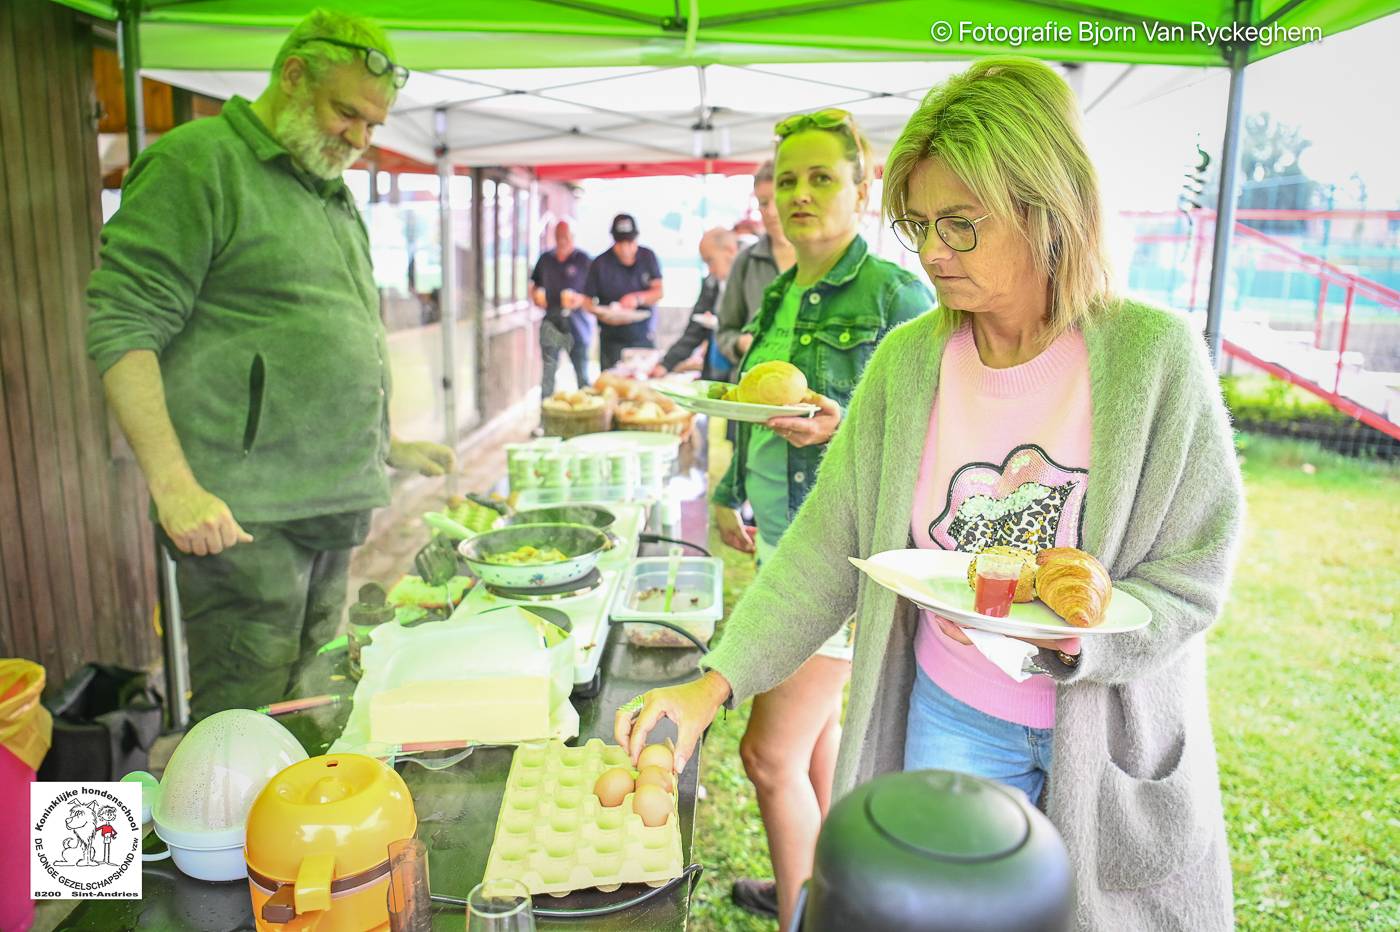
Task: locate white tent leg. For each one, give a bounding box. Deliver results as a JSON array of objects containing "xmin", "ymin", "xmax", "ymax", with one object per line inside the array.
[{"xmin": 437, "ymin": 107, "xmax": 460, "ymax": 495}]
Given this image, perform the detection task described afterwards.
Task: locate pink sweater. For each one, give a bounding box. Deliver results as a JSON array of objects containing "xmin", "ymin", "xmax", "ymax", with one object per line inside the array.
[{"xmin": 910, "ymin": 324, "xmax": 1092, "ymax": 728}]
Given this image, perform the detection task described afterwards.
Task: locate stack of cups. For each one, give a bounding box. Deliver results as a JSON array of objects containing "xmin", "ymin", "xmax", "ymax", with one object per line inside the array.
[
  {"xmin": 539, "ymin": 452, "xmax": 572, "ymax": 490},
  {"xmin": 506, "ymin": 444, "xmax": 542, "ymax": 491},
  {"xmin": 607, "ymin": 451, "xmax": 639, "ymax": 494},
  {"xmin": 573, "ymin": 452, "xmax": 604, "ymax": 489},
  {"xmin": 637, "ymin": 449, "xmax": 666, "ymax": 491}
]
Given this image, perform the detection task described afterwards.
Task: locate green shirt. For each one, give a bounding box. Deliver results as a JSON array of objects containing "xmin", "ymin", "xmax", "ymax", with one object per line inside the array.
[
  {"xmin": 743, "ymin": 284, "xmax": 803, "ymax": 543},
  {"xmin": 86, "ymin": 96, "xmax": 391, "ymax": 522}
]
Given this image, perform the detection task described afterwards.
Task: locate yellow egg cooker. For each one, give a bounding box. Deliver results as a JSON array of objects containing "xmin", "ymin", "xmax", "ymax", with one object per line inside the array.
[{"xmin": 245, "ymin": 754, "xmax": 417, "ymax": 931}]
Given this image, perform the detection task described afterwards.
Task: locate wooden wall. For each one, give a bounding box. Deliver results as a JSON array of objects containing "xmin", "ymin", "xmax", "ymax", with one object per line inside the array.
[{"xmin": 0, "ymin": 0, "xmax": 159, "ymax": 689}]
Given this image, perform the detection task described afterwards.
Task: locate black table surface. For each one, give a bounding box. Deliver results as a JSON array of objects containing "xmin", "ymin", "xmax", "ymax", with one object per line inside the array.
[{"xmin": 61, "ymin": 440, "xmax": 716, "ymax": 932}]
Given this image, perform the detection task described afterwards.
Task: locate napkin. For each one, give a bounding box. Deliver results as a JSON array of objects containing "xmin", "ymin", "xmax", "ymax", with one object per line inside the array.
[{"xmin": 964, "ymin": 627, "xmax": 1038, "ymax": 682}]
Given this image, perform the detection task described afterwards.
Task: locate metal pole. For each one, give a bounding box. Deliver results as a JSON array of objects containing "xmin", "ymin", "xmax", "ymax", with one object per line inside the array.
[
  {"xmin": 1203, "ymin": 3, "xmax": 1250, "ymax": 367},
  {"xmin": 436, "ymin": 108, "xmax": 460, "ymax": 496},
  {"xmin": 119, "ymin": 0, "xmax": 191, "ymax": 730},
  {"xmin": 157, "ymin": 535, "xmax": 190, "ymax": 729},
  {"xmin": 116, "ymin": 1, "xmax": 145, "ymax": 160}
]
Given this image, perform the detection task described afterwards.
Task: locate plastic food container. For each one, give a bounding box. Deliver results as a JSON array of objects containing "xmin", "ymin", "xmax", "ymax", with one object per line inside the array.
[
  {"xmin": 132, "ymin": 709, "xmax": 307, "ymax": 881},
  {"xmin": 612, "ymin": 557, "xmax": 723, "ymax": 648},
  {"xmin": 245, "ymin": 754, "xmax": 417, "ymax": 930}
]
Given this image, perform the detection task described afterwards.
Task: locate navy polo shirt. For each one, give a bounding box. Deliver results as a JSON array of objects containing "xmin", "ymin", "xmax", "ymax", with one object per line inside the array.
[
  {"xmin": 585, "ymin": 245, "xmax": 662, "ymax": 343},
  {"xmin": 531, "ymin": 248, "xmax": 594, "ymax": 343}
]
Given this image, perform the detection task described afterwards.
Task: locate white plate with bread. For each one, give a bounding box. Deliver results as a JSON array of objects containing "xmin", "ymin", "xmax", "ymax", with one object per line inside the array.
[{"xmin": 850, "ymin": 547, "xmax": 1151, "ymax": 640}]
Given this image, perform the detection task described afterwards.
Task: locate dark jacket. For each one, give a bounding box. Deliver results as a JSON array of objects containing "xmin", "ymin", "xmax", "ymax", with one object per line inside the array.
[
  {"xmin": 715, "ymin": 234, "xmax": 782, "ymax": 364},
  {"xmin": 659, "ymin": 275, "xmax": 726, "ymax": 379}
]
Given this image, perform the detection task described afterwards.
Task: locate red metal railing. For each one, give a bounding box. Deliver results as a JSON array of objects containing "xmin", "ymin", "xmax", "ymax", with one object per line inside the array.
[{"xmin": 1123, "ymin": 208, "xmax": 1400, "ymax": 440}]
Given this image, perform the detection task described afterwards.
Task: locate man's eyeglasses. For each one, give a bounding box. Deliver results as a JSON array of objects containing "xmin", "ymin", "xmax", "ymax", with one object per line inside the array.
[
  {"xmin": 890, "ymin": 214, "xmax": 992, "ymax": 253},
  {"xmin": 297, "ymin": 36, "xmax": 409, "ymax": 89},
  {"xmin": 774, "ymin": 108, "xmax": 864, "ymax": 178}
]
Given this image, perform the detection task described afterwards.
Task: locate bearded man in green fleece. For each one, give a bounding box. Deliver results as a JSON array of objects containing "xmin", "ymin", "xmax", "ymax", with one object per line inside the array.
[{"xmin": 86, "ymin": 9, "xmax": 454, "ymax": 720}]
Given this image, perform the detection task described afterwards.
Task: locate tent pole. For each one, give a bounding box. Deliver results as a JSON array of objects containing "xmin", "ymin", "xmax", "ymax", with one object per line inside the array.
[
  {"xmin": 1204, "ymin": 3, "xmax": 1251, "ymax": 367},
  {"xmin": 117, "ymin": 0, "xmax": 190, "ymax": 732},
  {"xmin": 117, "ymin": 1, "xmax": 145, "ymax": 160},
  {"xmin": 436, "ymin": 108, "xmax": 460, "ymax": 495}
]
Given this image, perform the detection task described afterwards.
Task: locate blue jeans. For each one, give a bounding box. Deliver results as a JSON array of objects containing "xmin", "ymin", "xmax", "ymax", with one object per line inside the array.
[{"xmin": 904, "ymin": 665, "xmax": 1055, "ymax": 804}]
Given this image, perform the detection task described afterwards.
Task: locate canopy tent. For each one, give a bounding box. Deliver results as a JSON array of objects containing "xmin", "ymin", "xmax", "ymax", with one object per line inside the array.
[
  {"xmin": 61, "ymin": 0, "xmax": 1400, "ymax": 360},
  {"xmin": 137, "ymin": 60, "xmax": 975, "ymax": 168},
  {"xmin": 53, "ymin": 0, "xmax": 1400, "ymax": 69}
]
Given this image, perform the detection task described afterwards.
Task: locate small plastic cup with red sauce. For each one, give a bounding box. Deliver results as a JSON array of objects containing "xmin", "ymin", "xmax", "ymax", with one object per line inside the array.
[{"xmin": 973, "ymin": 552, "xmax": 1022, "ymax": 618}]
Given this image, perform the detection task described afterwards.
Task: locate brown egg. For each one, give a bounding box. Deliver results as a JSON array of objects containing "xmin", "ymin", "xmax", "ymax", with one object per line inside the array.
[
  {"xmin": 637, "ymin": 743, "xmax": 673, "ymax": 773},
  {"xmin": 593, "ymin": 767, "xmax": 634, "ymax": 808},
  {"xmin": 635, "ymin": 765, "xmax": 674, "ymax": 795},
  {"xmin": 632, "ymin": 784, "xmax": 672, "ymax": 827}
]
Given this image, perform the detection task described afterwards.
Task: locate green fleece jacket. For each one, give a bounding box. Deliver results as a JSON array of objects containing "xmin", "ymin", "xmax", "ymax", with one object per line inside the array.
[
  {"xmin": 86, "ymin": 96, "xmax": 391, "ymax": 522},
  {"xmin": 702, "ymin": 299, "xmax": 1244, "ymax": 931}
]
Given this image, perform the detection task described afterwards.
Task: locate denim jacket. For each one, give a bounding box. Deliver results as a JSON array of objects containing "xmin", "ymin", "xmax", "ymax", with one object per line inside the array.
[{"xmin": 713, "ymin": 235, "xmax": 933, "ymax": 517}]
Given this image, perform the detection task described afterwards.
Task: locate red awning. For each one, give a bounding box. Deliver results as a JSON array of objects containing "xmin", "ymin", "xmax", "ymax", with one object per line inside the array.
[{"xmin": 533, "ymin": 160, "xmax": 761, "ymax": 181}]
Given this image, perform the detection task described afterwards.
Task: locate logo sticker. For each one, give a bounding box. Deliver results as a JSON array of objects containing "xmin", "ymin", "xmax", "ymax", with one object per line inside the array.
[{"xmin": 31, "ymin": 783, "xmax": 143, "ymax": 900}]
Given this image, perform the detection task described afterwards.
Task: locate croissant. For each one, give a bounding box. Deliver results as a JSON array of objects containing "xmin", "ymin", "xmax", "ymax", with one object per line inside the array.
[
  {"xmin": 965, "ymin": 546, "xmax": 1038, "ymax": 602},
  {"xmin": 1034, "ymin": 547, "xmax": 1113, "ymax": 628}
]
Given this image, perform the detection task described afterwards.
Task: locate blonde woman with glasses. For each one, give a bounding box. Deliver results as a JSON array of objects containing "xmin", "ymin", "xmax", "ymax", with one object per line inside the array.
[{"xmin": 620, "ymin": 59, "xmax": 1243, "ymax": 931}]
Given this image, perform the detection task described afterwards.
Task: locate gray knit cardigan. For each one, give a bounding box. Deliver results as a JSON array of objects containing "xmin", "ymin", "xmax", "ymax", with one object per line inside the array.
[{"xmin": 702, "ymin": 298, "xmax": 1244, "ymax": 931}]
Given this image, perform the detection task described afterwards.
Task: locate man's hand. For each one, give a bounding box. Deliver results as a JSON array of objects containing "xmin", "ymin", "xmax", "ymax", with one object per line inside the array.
[
  {"xmin": 388, "ymin": 439, "xmax": 456, "ymax": 477},
  {"xmin": 617, "ymin": 293, "xmax": 639, "ymax": 310},
  {"xmin": 155, "ymin": 481, "xmax": 253, "ymax": 556},
  {"xmin": 693, "ymin": 312, "xmax": 719, "ymax": 331},
  {"xmin": 735, "ymin": 333, "xmax": 755, "ymax": 355}
]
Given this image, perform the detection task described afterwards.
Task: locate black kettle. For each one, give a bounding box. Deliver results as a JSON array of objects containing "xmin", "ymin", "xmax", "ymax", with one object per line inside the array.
[{"xmin": 792, "ymin": 770, "xmax": 1072, "ymax": 932}]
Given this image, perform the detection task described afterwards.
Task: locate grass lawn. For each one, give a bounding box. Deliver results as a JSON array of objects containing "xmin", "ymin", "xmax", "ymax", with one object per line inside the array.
[{"xmin": 688, "ymin": 428, "xmax": 1399, "ymax": 931}]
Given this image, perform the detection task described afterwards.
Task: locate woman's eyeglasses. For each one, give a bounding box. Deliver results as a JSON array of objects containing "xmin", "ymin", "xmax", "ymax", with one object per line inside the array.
[
  {"xmin": 890, "ymin": 214, "xmax": 992, "ymax": 253},
  {"xmin": 298, "ymin": 36, "xmax": 409, "ymax": 88},
  {"xmin": 774, "ymin": 108, "xmax": 864, "ymax": 178}
]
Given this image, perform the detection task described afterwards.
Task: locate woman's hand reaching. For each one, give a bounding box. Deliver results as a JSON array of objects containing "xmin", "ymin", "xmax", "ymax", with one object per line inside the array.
[{"xmin": 614, "ymin": 671, "xmax": 733, "ymax": 773}]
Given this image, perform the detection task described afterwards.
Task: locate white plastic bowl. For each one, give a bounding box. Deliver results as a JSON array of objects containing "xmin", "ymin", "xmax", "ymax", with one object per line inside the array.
[
  {"xmin": 137, "ymin": 709, "xmax": 307, "ymax": 881},
  {"xmin": 150, "ymin": 822, "xmax": 247, "ymax": 882}
]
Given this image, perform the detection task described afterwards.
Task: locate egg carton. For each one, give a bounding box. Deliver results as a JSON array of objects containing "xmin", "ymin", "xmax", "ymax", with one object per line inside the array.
[{"xmin": 483, "ymin": 738, "xmax": 684, "ymax": 897}]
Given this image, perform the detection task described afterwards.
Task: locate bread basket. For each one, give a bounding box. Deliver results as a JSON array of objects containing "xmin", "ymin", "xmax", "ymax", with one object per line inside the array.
[{"xmin": 542, "ymin": 393, "xmax": 613, "ymax": 438}]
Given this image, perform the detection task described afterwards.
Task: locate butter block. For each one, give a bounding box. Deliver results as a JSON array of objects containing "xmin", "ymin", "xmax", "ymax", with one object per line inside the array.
[{"xmin": 369, "ymin": 676, "xmax": 551, "ymax": 745}]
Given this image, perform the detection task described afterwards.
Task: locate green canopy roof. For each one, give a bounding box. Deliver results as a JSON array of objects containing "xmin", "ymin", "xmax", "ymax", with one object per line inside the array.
[{"xmin": 56, "ymin": 0, "xmax": 1400, "ymax": 70}]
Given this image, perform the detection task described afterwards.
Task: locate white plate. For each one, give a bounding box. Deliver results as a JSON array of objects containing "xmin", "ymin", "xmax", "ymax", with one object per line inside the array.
[
  {"xmin": 850, "ymin": 549, "xmax": 1151, "ymax": 640},
  {"xmin": 653, "ymin": 380, "xmax": 819, "ymax": 424}
]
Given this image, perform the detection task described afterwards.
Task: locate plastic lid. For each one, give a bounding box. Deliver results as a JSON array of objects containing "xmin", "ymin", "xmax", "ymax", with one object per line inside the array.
[
  {"xmin": 154, "ymin": 709, "xmax": 307, "ymax": 837},
  {"xmin": 866, "ymin": 771, "xmax": 1029, "ymax": 862},
  {"xmin": 245, "ymin": 754, "xmax": 417, "ymax": 880}
]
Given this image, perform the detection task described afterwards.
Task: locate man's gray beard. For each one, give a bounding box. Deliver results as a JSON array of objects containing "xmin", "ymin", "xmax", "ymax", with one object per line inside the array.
[{"xmin": 274, "ymin": 92, "xmax": 363, "ymax": 180}]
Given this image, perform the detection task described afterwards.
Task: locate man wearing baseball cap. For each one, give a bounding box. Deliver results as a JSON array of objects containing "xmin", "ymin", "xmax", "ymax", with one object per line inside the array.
[{"xmin": 583, "ymin": 213, "xmax": 664, "ymax": 370}]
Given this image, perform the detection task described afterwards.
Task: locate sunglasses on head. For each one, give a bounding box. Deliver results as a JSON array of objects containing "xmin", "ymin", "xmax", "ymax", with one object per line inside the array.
[
  {"xmin": 297, "ymin": 36, "xmax": 409, "ymax": 89},
  {"xmin": 774, "ymin": 108, "xmax": 864, "ymax": 177}
]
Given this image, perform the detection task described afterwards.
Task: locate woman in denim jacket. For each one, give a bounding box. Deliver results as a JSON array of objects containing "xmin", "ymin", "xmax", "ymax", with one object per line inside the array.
[{"xmin": 712, "ymin": 109, "xmax": 933, "ymax": 927}]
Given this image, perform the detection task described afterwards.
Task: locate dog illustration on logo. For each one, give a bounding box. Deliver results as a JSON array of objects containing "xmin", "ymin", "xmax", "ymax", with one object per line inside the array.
[
  {"xmin": 53, "ymin": 836, "xmax": 86, "ymax": 866},
  {"xmin": 62, "ymin": 800, "xmax": 103, "ymax": 866}
]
